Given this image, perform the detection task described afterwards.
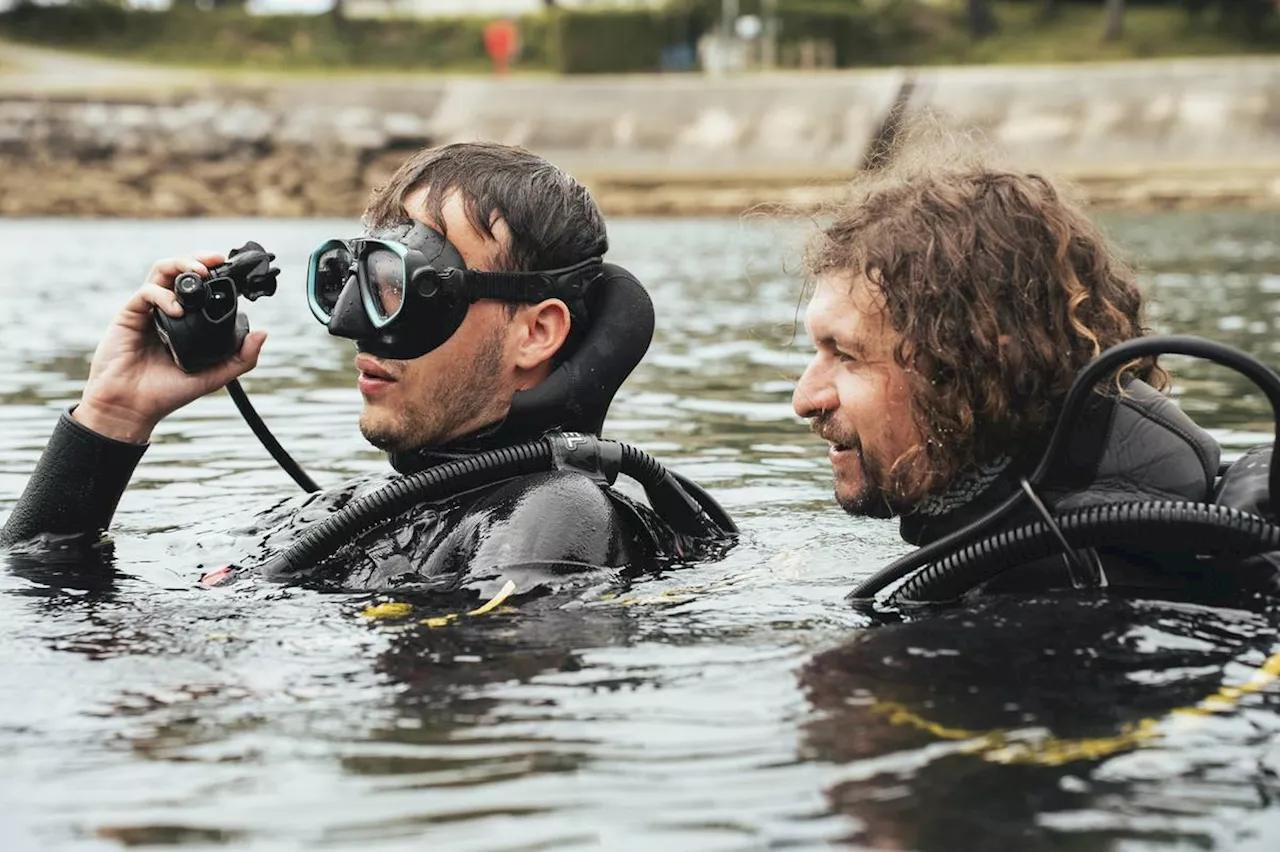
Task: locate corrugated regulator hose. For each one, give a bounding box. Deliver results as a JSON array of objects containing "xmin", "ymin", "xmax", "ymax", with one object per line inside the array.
[
  {"xmin": 620, "ymin": 443, "xmax": 737, "ymax": 539},
  {"xmin": 259, "ymin": 435, "xmax": 735, "ymax": 583},
  {"xmin": 890, "ymin": 501, "xmax": 1280, "ymax": 605},
  {"xmin": 262, "ymin": 441, "xmax": 554, "ymax": 582}
]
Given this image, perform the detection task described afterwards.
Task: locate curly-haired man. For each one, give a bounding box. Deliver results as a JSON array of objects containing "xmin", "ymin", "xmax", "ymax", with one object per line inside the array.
[{"xmin": 793, "ymin": 160, "xmax": 1222, "ymax": 596}]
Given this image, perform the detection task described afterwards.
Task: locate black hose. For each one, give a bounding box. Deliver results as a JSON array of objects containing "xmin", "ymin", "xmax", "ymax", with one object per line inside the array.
[
  {"xmin": 261, "ymin": 441, "xmax": 554, "ymax": 582},
  {"xmin": 620, "ymin": 444, "xmax": 728, "ymax": 539},
  {"xmin": 226, "ymin": 379, "xmax": 320, "ymax": 493},
  {"xmin": 257, "ymin": 437, "xmax": 736, "ymax": 583},
  {"xmin": 670, "ymin": 469, "xmax": 739, "ymax": 536},
  {"xmin": 849, "ymin": 336, "xmax": 1280, "ymax": 603},
  {"xmin": 223, "ymin": 376, "xmax": 734, "ymax": 540},
  {"xmin": 889, "ymin": 501, "xmax": 1280, "ymax": 605}
]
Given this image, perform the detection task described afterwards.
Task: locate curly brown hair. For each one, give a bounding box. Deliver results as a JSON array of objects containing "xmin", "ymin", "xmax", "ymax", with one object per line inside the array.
[{"xmin": 806, "ymin": 158, "xmax": 1166, "ymax": 502}]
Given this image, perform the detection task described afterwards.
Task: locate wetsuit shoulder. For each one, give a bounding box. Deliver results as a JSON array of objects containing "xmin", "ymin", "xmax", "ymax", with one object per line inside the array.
[
  {"xmin": 467, "ymin": 469, "xmax": 642, "ymax": 566},
  {"xmin": 0, "ymin": 408, "xmax": 147, "ymax": 547},
  {"xmin": 975, "ymin": 380, "xmax": 1227, "ymax": 597},
  {"xmin": 1053, "ymin": 378, "xmax": 1220, "ymax": 510},
  {"xmin": 435, "ymin": 469, "xmax": 653, "ymax": 595}
]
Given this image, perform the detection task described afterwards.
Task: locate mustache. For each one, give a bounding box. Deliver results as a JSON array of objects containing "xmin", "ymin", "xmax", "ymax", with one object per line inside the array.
[{"xmin": 809, "ymin": 414, "xmax": 860, "ymax": 451}]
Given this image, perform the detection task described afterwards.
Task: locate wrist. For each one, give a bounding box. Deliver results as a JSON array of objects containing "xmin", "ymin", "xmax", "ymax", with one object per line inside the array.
[{"xmin": 73, "ymin": 396, "xmax": 158, "ymax": 444}]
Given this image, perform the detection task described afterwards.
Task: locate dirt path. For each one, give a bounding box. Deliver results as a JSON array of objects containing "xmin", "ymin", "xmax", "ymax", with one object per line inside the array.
[
  {"xmin": 0, "ymin": 39, "xmax": 497, "ymax": 98},
  {"xmin": 0, "ymin": 40, "xmax": 217, "ymax": 94}
]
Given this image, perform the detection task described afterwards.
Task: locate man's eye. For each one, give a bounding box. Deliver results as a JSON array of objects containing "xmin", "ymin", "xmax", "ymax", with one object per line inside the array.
[{"xmin": 835, "ymin": 350, "xmax": 858, "ymax": 364}]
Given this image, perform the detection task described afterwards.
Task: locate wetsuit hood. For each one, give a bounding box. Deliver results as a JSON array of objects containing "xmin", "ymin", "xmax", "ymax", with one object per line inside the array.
[{"xmin": 387, "ymin": 262, "xmax": 655, "ymax": 475}]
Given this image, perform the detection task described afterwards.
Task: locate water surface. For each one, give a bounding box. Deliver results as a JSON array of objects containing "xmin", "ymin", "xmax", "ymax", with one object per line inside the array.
[{"xmin": 1, "ymin": 213, "xmax": 1279, "ymax": 851}]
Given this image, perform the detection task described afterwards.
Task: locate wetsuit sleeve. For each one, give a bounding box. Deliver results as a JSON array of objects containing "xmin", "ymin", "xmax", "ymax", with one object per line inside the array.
[{"xmin": 0, "ymin": 408, "xmax": 147, "ymax": 547}]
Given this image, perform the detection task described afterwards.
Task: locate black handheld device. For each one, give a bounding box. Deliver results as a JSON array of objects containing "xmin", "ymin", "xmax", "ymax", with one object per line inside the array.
[{"xmin": 153, "ymin": 242, "xmax": 280, "ymax": 373}]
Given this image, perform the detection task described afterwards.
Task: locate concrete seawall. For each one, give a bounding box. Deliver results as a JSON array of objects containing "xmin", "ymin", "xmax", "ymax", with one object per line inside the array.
[{"xmin": 0, "ymin": 54, "xmax": 1277, "ymax": 217}]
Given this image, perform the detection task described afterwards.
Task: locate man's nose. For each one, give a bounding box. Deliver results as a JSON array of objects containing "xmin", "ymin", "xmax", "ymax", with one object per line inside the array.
[{"xmin": 793, "ymin": 357, "xmax": 835, "ymax": 419}]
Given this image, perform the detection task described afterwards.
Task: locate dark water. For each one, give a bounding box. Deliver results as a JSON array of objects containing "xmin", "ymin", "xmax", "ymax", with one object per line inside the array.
[{"xmin": 1, "ymin": 212, "xmax": 1279, "ymax": 851}]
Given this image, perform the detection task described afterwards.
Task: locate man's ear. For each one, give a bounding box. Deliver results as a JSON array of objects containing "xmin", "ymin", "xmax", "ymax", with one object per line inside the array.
[{"xmin": 513, "ymin": 299, "xmax": 571, "ymax": 373}]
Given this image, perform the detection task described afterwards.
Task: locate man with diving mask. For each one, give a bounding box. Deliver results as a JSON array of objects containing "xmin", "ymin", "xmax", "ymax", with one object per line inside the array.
[
  {"xmin": 0, "ymin": 142, "xmax": 728, "ymax": 595},
  {"xmin": 309, "ymin": 216, "xmax": 600, "ymax": 462}
]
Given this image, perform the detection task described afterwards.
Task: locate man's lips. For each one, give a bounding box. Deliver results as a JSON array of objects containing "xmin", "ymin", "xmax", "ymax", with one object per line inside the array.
[
  {"xmin": 354, "ymin": 354, "xmax": 397, "ymax": 382},
  {"xmin": 812, "ymin": 423, "xmax": 858, "ymax": 455},
  {"xmin": 816, "ymin": 429, "xmax": 861, "ymax": 466},
  {"xmin": 828, "ymin": 443, "xmax": 858, "ymax": 462}
]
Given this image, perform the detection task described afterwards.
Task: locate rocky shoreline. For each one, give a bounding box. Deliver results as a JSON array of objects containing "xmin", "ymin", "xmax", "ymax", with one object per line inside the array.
[
  {"xmin": 587, "ymin": 168, "xmax": 1280, "ymax": 217},
  {"xmin": 1, "ymin": 54, "xmax": 1277, "ymax": 218},
  {"xmin": 3, "ymin": 157, "xmax": 1275, "ymax": 219}
]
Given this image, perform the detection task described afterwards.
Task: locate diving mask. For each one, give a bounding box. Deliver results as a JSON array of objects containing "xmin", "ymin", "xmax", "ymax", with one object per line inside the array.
[{"xmin": 307, "ymin": 221, "xmax": 600, "ymax": 361}]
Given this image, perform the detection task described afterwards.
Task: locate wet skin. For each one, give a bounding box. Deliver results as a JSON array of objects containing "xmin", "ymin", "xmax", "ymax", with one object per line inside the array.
[{"xmin": 792, "ymin": 272, "xmax": 922, "ymax": 518}]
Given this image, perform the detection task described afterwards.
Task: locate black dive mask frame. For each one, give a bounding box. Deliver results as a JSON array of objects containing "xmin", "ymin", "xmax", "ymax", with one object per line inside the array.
[{"xmin": 309, "ymin": 221, "xmax": 601, "ymax": 362}]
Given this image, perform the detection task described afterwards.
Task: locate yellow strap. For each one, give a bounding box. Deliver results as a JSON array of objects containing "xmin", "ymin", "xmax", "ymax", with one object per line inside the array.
[
  {"xmin": 871, "ymin": 647, "xmax": 1280, "ymax": 766},
  {"xmin": 362, "ymin": 580, "xmax": 519, "ymax": 627},
  {"xmin": 359, "ymin": 601, "xmax": 414, "ymax": 620},
  {"xmin": 467, "ymin": 579, "xmax": 517, "ymax": 615}
]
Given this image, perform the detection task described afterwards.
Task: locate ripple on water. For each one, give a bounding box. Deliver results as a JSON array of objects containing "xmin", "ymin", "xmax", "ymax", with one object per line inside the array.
[{"xmin": 1, "ymin": 213, "xmax": 1279, "ymax": 850}]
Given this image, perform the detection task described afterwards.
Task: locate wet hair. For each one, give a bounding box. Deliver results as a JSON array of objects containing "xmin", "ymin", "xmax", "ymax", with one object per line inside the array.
[
  {"xmin": 362, "ymin": 141, "xmax": 608, "ymax": 273},
  {"xmin": 805, "ymin": 140, "xmax": 1166, "ymax": 502}
]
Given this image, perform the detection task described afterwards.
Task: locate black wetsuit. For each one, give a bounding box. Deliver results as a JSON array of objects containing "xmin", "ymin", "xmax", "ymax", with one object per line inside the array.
[
  {"xmin": 0, "ymin": 409, "xmax": 689, "ymax": 594},
  {"xmin": 898, "ymin": 379, "xmax": 1244, "ymax": 599}
]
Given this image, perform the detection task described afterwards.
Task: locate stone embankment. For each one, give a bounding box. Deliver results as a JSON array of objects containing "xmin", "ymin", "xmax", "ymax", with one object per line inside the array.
[{"xmin": 0, "ymin": 49, "xmax": 1277, "ymax": 217}]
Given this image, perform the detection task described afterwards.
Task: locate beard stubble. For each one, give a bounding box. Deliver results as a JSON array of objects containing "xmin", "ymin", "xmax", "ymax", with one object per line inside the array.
[{"xmin": 360, "ymin": 323, "xmax": 509, "ymax": 453}]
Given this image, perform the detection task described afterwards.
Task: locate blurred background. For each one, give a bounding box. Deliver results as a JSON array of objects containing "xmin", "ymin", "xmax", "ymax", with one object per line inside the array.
[{"xmin": 0, "ymin": 0, "xmax": 1275, "ymax": 217}]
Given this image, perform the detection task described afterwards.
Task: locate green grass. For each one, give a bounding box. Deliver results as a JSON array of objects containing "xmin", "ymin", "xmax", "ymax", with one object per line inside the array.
[
  {"xmin": 0, "ymin": 2, "xmax": 1273, "ymax": 76},
  {"xmin": 922, "ymin": 2, "xmax": 1277, "ymax": 66}
]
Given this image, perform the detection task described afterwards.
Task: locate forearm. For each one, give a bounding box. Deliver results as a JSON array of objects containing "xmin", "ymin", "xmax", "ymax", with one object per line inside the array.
[{"xmin": 0, "ymin": 408, "xmax": 148, "ymax": 547}]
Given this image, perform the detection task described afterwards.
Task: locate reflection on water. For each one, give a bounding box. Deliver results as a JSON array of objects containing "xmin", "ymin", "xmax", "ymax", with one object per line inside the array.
[
  {"xmin": 0, "ymin": 213, "xmax": 1278, "ymax": 850},
  {"xmin": 1130, "ymin": 211, "xmax": 1280, "ymax": 442},
  {"xmin": 803, "ymin": 597, "xmax": 1280, "ymax": 851}
]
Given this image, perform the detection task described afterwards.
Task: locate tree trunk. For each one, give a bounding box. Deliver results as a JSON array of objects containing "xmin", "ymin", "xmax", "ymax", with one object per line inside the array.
[
  {"xmin": 1037, "ymin": 0, "xmax": 1059, "ymax": 23},
  {"xmin": 968, "ymin": 0, "xmax": 999, "ymax": 38},
  {"xmin": 1103, "ymin": 0, "xmax": 1125, "ymax": 41}
]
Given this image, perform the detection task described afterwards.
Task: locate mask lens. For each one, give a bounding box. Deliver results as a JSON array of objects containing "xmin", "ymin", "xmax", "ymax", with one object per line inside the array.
[
  {"xmin": 311, "ymin": 245, "xmax": 352, "ymax": 319},
  {"xmin": 364, "ymin": 247, "xmax": 406, "ymax": 323}
]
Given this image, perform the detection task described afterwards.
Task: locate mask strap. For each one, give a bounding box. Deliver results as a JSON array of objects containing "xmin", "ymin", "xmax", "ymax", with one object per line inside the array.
[{"xmin": 453, "ymin": 258, "xmax": 603, "ymax": 307}]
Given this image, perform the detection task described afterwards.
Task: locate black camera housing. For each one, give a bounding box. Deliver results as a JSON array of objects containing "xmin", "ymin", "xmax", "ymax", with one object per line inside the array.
[{"xmin": 153, "ymin": 242, "xmax": 280, "ymax": 373}]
